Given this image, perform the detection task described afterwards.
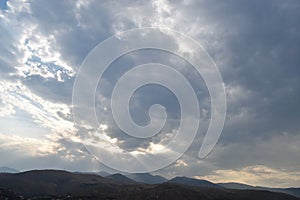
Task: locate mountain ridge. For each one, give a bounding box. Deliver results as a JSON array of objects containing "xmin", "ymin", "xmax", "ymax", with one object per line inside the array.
[
  {"xmin": 220, "ymin": 182, "xmax": 300, "ymax": 198},
  {"xmin": 125, "ymin": 173, "xmax": 167, "ymax": 184},
  {"xmin": 0, "ymin": 170, "xmax": 299, "ymax": 199},
  {"xmin": 0, "ymin": 166, "xmax": 19, "ymax": 173},
  {"xmin": 169, "ymin": 176, "xmax": 223, "ymax": 188},
  {"xmin": 106, "ymin": 173, "xmax": 136, "ymax": 184}
]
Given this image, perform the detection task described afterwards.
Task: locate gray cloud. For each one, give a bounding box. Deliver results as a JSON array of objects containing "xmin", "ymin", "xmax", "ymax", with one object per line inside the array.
[{"xmin": 0, "ymin": 0, "xmax": 299, "ymax": 187}]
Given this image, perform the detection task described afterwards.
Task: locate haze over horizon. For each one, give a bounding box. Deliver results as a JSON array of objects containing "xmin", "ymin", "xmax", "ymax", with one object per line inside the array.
[{"xmin": 0, "ymin": 0, "xmax": 299, "ymax": 189}]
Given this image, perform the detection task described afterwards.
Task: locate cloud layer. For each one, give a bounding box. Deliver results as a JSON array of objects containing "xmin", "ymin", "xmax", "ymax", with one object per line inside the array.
[{"xmin": 0, "ymin": 0, "xmax": 299, "ymax": 187}]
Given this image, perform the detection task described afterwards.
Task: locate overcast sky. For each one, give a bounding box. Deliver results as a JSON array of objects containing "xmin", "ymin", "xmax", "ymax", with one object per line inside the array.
[{"xmin": 0, "ymin": 0, "xmax": 299, "ymax": 188}]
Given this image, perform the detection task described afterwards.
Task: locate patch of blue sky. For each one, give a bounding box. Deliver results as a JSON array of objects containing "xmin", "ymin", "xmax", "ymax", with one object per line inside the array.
[
  {"xmin": 0, "ymin": 108, "xmax": 49, "ymax": 139},
  {"xmin": 9, "ymin": 86, "xmax": 44, "ymax": 111},
  {"xmin": 0, "ymin": 0, "xmax": 8, "ymax": 10},
  {"xmin": 24, "ymin": 55, "xmax": 72, "ymax": 80}
]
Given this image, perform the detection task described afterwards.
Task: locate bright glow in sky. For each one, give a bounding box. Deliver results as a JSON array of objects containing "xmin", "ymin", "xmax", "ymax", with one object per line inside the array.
[{"xmin": 0, "ymin": 0, "xmax": 300, "ymax": 188}]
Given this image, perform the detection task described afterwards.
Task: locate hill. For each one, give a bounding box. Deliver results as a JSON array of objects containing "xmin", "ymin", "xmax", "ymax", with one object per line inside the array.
[
  {"xmin": 107, "ymin": 173, "xmax": 136, "ymax": 184},
  {"xmin": 126, "ymin": 173, "xmax": 167, "ymax": 184},
  {"xmin": 0, "ymin": 166, "xmax": 19, "ymax": 173},
  {"xmin": 98, "ymin": 171, "xmax": 110, "ymax": 177},
  {"xmin": 0, "ymin": 169, "xmax": 117, "ymax": 197},
  {"xmin": 169, "ymin": 176, "xmax": 222, "ymax": 188},
  {"xmin": 220, "ymin": 182, "xmax": 300, "ymax": 198},
  {"xmin": 0, "ymin": 170, "xmax": 299, "ymax": 200}
]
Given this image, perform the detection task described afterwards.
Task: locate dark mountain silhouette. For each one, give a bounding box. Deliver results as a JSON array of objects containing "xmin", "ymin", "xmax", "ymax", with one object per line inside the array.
[
  {"xmin": 98, "ymin": 171, "xmax": 111, "ymax": 177},
  {"xmin": 284, "ymin": 188, "xmax": 300, "ymax": 198},
  {"xmin": 0, "ymin": 169, "xmax": 117, "ymax": 198},
  {"xmin": 0, "ymin": 166, "xmax": 19, "ymax": 173},
  {"xmin": 169, "ymin": 176, "xmax": 222, "ymax": 188},
  {"xmin": 219, "ymin": 182, "xmax": 257, "ymax": 190},
  {"xmin": 118, "ymin": 183, "xmax": 300, "ymax": 200},
  {"xmin": 0, "ymin": 188, "xmax": 23, "ymax": 199},
  {"xmin": 0, "ymin": 170, "xmax": 299, "ymax": 199},
  {"xmin": 107, "ymin": 173, "xmax": 136, "ymax": 184},
  {"xmin": 126, "ymin": 173, "xmax": 167, "ymax": 184},
  {"xmin": 220, "ymin": 182, "xmax": 300, "ymax": 198}
]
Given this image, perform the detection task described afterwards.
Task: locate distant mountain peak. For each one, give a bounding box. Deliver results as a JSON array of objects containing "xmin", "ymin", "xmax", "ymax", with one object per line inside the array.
[
  {"xmin": 169, "ymin": 176, "xmax": 222, "ymax": 188},
  {"xmin": 0, "ymin": 170, "xmax": 298, "ymax": 199},
  {"xmin": 0, "ymin": 166, "xmax": 19, "ymax": 173},
  {"xmin": 126, "ymin": 173, "xmax": 167, "ymax": 184},
  {"xmin": 97, "ymin": 171, "xmax": 110, "ymax": 177},
  {"xmin": 107, "ymin": 173, "xmax": 136, "ymax": 184},
  {"xmin": 219, "ymin": 182, "xmax": 300, "ymax": 198}
]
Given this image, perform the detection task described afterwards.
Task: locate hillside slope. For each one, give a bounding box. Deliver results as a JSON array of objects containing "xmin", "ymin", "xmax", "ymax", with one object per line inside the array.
[{"xmin": 0, "ymin": 170, "xmax": 298, "ymax": 200}]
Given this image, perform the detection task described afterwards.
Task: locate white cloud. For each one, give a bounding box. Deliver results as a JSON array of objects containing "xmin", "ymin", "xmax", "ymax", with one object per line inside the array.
[
  {"xmin": 0, "ymin": 80, "xmax": 74, "ymax": 134},
  {"xmin": 0, "ymin": 133, "xmax": 60, "ymax": 156},
  {"xmin": 0, "ymin": 98, "xmax": 15, "ymax": 117},
  {"xmin": 0, "ymin": 0, "xmax": 299, "ymax": 188},
  {"xmin": 197, "ymin": 165, "xmax": 300, "ymax": 188},
  {"xmin": 175, "ymin": 159, "xmax": 189, "ymax": 167}
]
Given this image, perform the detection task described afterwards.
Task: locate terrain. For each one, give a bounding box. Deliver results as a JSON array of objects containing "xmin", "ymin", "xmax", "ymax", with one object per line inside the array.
[{"xmin": 0, "ymin": 170, "xmax": 299, "ymax": 200}]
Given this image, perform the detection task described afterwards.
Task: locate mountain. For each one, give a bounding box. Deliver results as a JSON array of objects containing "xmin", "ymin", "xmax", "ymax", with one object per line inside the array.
[
  {"xmin": 98, "ymin": 171, "xmax": 110, "ymax": 177},
  {"xmin": 283, "ymin": 188, "xmax": 300, "ymax": 198},
  {"xmin": 120, "ymin": 183, "xmax": 300, "ymax": 200},
  {"xmin": 220, "ymin": 182, "xmax": 300, "ymax": 198},
  {"xmin": 106, "ymin": 173, "xmax": 136, "ymax": 184},
  {"xmin": 219, "ymin": 182, "xmax": 256, "ymax": 190},
  {"xmin": 169, "ymin": 176, "xmax": 223, "ymax": 188},
  {"xmin": 0, "ymin": 170, "xmax": 299, "ymax": 200},
  {"xmin": 73, "ymin": 171, "xmax": 111, "ymax": 177},
  {"xmin": 0, "ymin": 169, "xmax": 117, "ymax": 197},
  {"xmin": 126, "ymin": 173, "xmax": 167, "ymax": 184},
  {"xmin": 0, "ymin": 166, "xmax": 19, "ymax": 173},
  {"xmin": 0, "ymin": 188, "xmax": 23, "ymax": 199}
]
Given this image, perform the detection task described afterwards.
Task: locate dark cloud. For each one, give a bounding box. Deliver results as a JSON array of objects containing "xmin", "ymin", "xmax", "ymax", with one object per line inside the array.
[
  {"xmin": 0, "ymin": 0, "xmax": 299, "ymax": 187},
  {"xmin": 22, "ymin": 75, "xmax": 74, "ymax": 104}
]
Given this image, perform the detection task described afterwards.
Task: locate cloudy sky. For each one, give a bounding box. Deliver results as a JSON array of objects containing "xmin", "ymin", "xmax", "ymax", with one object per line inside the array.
[{"xmin": 0, "ymin": 0, "xmax": 300, "ymax": 188}]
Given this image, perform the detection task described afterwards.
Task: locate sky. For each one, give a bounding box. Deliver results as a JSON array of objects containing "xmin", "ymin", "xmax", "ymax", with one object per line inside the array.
[{"xmin": 0, "ymin": 0, "xmax": 299, "ymax": 188}]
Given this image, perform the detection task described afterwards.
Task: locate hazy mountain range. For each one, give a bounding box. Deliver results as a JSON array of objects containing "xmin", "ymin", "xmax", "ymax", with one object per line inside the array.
[
  {"xmin": 0, "ymin": 167, "xmax": 299, "ymax": 199},
  {"xmin": 0, "ymin": 167, "xmax": 19, "ymax": 173},
  {"xmin": 219, "ymin": 182, "xmax": 300, "ymax": 199}
]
